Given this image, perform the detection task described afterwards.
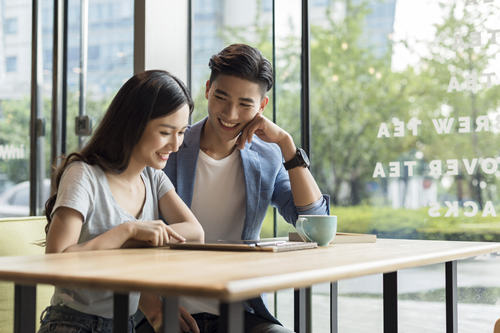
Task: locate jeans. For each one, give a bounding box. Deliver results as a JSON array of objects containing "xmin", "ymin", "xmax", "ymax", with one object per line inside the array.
[{"xmin": 38, "ymin": 305, "xmax": 135, "ymax": 333}]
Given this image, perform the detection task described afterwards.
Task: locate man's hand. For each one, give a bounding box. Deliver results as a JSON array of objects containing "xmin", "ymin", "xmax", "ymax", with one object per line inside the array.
[
  {"xmin": 236, "ymin": 113, "xmax": 296, "ymax": 160},
  {"xmin": 151, "ymin": 306, "xmax": 200, "ymax": 333},
  {"xmin": 140, "ymin": 293, "xmax": 200, "ymax": 333}
]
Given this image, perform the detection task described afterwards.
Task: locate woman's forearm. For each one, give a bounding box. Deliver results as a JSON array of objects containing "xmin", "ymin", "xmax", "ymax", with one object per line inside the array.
[{"xmin": 168, "ymin": 221, "xmax": 205, "ymax": 243}]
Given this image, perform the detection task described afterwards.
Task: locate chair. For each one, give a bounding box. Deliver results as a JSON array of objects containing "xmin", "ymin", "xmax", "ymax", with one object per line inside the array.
[{"xmin": 0, "ymin": 216, "xmax": 53, "ymax": 331}]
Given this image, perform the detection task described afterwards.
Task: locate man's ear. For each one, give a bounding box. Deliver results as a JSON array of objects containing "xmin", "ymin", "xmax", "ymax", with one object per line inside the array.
[
  {"xmin": 259, "ymin": 96, "xmax": 269, "ymax": 113},
  {"xmin": 205, "ymin": 80, "xmax": 211, "ymax": 99}
]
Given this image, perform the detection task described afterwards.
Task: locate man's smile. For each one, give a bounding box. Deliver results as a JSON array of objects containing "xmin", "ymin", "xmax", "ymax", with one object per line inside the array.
[{"xmin": 219, "ymin": 118, "xmax": 239, "ymax": 129}]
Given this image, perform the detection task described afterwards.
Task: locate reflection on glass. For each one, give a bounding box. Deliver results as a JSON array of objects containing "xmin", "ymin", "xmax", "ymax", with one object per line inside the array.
[
  {"xmin": 306, "ymin": 0, "xmax": 500, "ymax": 241},
  {"xmin": 308, "ymin": 1, "xmax": 499, "ymax": 332},
  {"xmin": 0, "ymin": 0, "xmax": 32, "ymax": 216},
  {"xmin": 64, "ymin": 0, "xmax": 133, "ymax": 154},
  {"xmin": 191, "ymin": 0, "xmax": 273, "ymax": 123},
  {"xmin": 192, "ymin": 0, "xmax": 500, "ymax": 331},
  {"xmin": 0, "ymin": 0, "xmax": 133, "ymax": 217}
]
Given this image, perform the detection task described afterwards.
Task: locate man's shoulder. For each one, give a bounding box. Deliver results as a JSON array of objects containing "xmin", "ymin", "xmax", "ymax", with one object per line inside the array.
[{"xmin": 181, "ymin": 118, "xmax": 205, "ymax": 146}]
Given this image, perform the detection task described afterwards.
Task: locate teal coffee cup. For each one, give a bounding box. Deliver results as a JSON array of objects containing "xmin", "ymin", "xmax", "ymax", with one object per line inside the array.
[{"xmin": 296, "ymin": 215, "xmax": 337, "ymax": 246}]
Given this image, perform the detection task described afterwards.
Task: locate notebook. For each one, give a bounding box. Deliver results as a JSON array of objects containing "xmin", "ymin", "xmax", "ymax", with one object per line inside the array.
[
  {"xmin": 289, "ymin": 231, "xmax": 376, "ymax": 244},
  {"xmin": 168, "ymin": 239, "xmax": 318, "ymax": 252}
]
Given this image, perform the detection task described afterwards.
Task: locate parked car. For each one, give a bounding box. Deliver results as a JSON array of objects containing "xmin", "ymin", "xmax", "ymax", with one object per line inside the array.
[
  {"xmin": 0, "ymin": 179, "xmax": 50, "ymax": 217},
  {"xmin": 0, "ymin": 173, "xmax": 13, "ymax": 194}
]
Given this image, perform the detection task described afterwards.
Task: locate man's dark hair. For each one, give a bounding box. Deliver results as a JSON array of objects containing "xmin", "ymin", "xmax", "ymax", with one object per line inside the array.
[{"xmin": 209, "ymin": 44, "xmax": 273, "ymax": 94}]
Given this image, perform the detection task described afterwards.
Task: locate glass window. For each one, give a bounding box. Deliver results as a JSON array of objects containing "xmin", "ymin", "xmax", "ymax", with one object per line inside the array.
[
  {"xmin": 191, "ymin": 0, "xmax": 272, "ymax": 123},
  {"xmin": 5, "ymin": 56, "xmax": 17, "ymax": 72},
  {"xmin": 4, "ymin": 18, "xmax": 18, "ymax": 34},
  {"xmin": 309, "ymin": 0, "xmax": 500, "ymax": 331},
  {"xmin": 0, "ymin": 0, "xmax": 32, "ymax": 219},
  {"xmin": 65, "ymin": 0, "xmax": 133, "ymax": 154},
  {"xmin": 188, "ymin": 0, "xmax": 500, "ymax": 331},
  {"xmin": 0, "ymin": 0, "xmax": 133, "ymax": 217},
  {"xmin": 9, "ymin": 187, "xmax": 29, "ymax": 206},
  {"xmin": 88, "ymin": 45, "xmax": 100, "ymax": 60}
]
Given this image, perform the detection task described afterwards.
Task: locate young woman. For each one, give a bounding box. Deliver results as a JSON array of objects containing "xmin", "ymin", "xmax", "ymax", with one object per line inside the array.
[{"xmin": 38, "ymin": 70, "xmax": 204, "ymax": 333}]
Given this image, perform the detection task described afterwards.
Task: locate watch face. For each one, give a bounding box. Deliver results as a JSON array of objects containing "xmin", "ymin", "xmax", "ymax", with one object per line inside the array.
[{"xmin": 298, "ymin": 148, "xmax": 310, "ymax": 166}]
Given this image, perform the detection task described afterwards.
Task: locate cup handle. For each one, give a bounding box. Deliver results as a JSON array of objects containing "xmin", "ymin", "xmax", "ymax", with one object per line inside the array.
[{"xmin": 296, "ymin": 217, "xmax": 313, "ymax": 242}]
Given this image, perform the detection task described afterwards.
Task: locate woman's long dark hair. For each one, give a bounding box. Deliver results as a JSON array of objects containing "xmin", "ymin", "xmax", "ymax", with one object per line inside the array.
[{"xmin": 45, "ymin": 70, "xmax": 193, "ymax": 233}]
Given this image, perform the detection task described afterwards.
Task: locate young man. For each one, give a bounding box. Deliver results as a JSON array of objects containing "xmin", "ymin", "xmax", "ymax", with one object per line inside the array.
[{"xmin": 137, "ymin": 44, "xmax": 329, "ymax": 333}]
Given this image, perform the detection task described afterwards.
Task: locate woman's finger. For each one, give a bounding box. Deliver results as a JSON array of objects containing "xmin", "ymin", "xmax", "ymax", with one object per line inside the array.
[
  {"xmin": 166, "ymin": 226, "xmax": 186, "ymax": 242},
  {"xmin": 157, "ymin": 226, "xmax": 164, "ymax": 247},
  {"xmin": 163, "ymin": 226, "xmax": 170, "ymax": 245}
]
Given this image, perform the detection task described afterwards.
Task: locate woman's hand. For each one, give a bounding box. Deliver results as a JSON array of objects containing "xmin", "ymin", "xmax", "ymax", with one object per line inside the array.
[
  {"xmin": 130, "ymin": 220, "xmax": 186, "ymax": 246},
  {"xmin": 159, "ymin": 190, "xmax": 205, "ymax": 243}
]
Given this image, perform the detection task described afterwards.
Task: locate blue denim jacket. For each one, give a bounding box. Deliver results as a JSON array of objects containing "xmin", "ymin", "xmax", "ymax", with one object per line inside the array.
[{"xmin": 163, "ymin": 118, "xmax": 330, "ymax": 324}]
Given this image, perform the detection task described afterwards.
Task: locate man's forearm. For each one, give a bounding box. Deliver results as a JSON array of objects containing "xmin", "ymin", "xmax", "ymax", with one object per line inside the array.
[{"xmin": 278, "ymin": 135, "xmax": 323, "ymax": 206}]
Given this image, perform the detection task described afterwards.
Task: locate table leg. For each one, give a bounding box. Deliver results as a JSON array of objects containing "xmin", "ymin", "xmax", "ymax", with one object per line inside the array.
[
  {"xmin": 161, "ymin": 296, "xmax": 179, "ymax": 333},
  {"xmin": 219, "ymin": 301, "xmax": 244, "ymax": 333},
  {"xmin": 294, "ymin": 288, "xmax": 306, "ymax": 333},
  {"xmin": 14, "ymin": 284, "xmax": 36, "ymax": 333},
  {"xmin": 330, "ymin": 282, "xmax": 338, "ymax": 333},
  {"xmin": 306, "ymin": 287, "xmax": 312, "ymax": 333},
  {"xmin": 113, "ymin": 293, "xmax": 129, "ymax": 333},
  {"xmin": 383, "ymin": 271, "xmax": 398, "ymax": 333},
  {"xmin": 445, "ymin": 261, "xmax": 458, "ymax": 333}
]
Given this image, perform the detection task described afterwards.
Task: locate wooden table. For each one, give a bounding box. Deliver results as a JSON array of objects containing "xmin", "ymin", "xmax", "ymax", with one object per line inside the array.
[{"xmin": 1, "ymin": 238, "xmax": 500, "ymax": 333}]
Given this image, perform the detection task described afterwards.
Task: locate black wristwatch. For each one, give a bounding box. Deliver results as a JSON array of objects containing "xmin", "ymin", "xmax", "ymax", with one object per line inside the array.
[{"xmin": 283, "ymin": 148, "xmax": 310, "ymax": 170}]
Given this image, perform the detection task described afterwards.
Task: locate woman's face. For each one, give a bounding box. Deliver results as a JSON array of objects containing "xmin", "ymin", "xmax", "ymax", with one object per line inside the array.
[{"xmin": 132, "ymin": 103, "xmax": 190, "ymax": 170}]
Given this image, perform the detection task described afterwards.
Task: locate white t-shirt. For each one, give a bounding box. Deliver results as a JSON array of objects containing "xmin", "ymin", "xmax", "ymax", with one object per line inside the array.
[
  {"xmin": 180, "ymin": 148, "xmax": 246, "ymax": 315},
  {"xmin": 50, "ymin": 161, "xmax": 174, "ymax": 318}
]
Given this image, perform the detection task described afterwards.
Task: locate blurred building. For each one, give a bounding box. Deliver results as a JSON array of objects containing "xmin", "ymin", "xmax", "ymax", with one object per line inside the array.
[
  {"xmin": 0, "ymin": 0, "xmax": 31, "ymax": 100},
  {"xmin": 0, "ymin": 0, "xmax": 396, "ymax": 100}
]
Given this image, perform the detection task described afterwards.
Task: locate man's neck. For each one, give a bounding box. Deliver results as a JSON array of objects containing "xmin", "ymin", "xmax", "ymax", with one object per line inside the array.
[{"xmin": 200, "ymin": 124, "xmax": 238, "ymax": 160}]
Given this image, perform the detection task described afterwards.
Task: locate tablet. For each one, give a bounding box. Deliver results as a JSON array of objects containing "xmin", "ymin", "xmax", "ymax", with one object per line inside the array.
[{"xmin": 168, "ymin": 239, "xmax": 318, "ymax": 252}]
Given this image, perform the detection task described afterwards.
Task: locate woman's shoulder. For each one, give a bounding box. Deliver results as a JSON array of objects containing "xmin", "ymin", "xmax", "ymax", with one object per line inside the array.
[
  {"xmin": 62, "ymin": 161, "xmax": 102, "ymax": 182},
  {"xmin": 142, "ymin": 166, "xmax": 167, "ymax": 181},
  {"xmin": 142, "ymin": 167, "xmax": 173, "ymax": 188}
]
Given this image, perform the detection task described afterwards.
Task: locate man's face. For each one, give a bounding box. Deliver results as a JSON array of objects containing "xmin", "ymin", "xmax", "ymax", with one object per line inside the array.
[{"xmin": 205, "ymin": 74, "xmax": 268, "ymax": 142}]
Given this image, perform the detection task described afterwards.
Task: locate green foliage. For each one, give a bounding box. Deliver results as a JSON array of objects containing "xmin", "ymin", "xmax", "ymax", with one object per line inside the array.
[
  {"xmin": 332, "ymin": 205, "xmax": 500, "ymax": 242},
  {"xmin": 64, "ymin": 92, "xmax": 112, "ymax": 154},
  {"xmin": 261, "ymin": 204, "xmax": 500, "ymax": 241},
  {"xmin": 0, "ymin": 92, "xmax": 111, "ymax": 185},
  {"xmin": 260, "ymin": 207, "xmax": 296, "ymax": 239},
  {"xmin": 404, "ymin": 1, "xmax": 500, "ymax": 208},
  {"xmin": 308, "ymin": 1, "xmax": 418, "ymax": 205},
  {"xmin": 0, "ymin": 98, "xmax": 30, "ymax": 183},
  {"xmin": 231, "ymin": 0, "xmax": 500, "ymax": 240},
  {"xmin": 192, "ymin": 88, "xmax": 208, "ymax": 124}
]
